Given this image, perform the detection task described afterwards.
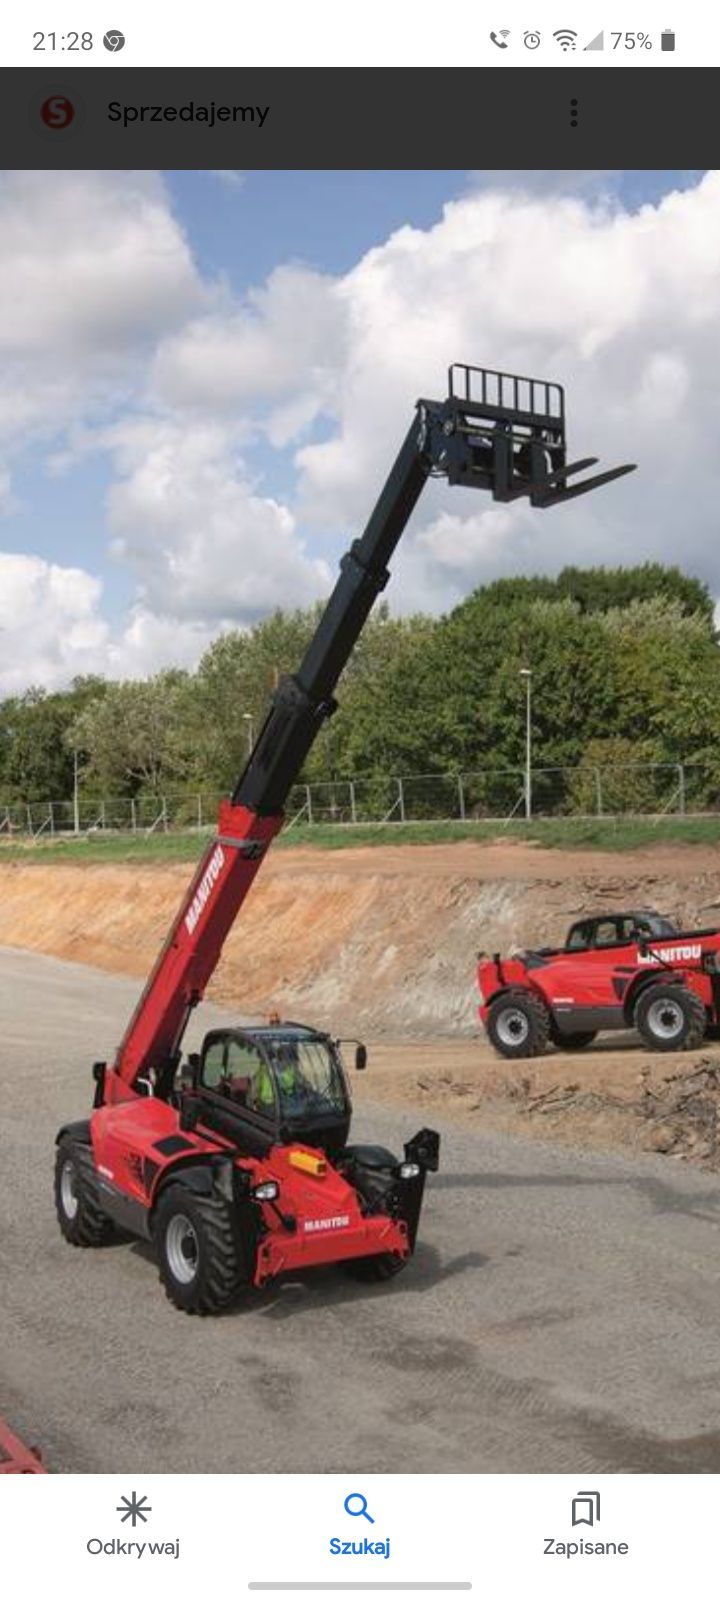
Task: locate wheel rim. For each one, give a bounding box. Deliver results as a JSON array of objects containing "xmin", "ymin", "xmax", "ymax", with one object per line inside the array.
[
  {"xmin": 496, "ymin": 1007, "xmax": 530, "ymax": 1047},
  {"xmin": 60, "ymin": 1160, "xmax": 79, "ymax": 1220},
  {"xmin": 165, "ymin": 1214, "xmax": 200, "ymax": 1284},
  {"xmin": 646, "ymin": 997, "xmax": 685, "ymax": 1041}
]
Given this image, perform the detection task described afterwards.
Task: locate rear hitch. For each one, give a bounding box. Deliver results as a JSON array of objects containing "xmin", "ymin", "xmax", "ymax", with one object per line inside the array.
[
  {"xmin": 404, "ymin": 1128, "xmax": 440, "ymax": 1173},
  {"xmin": 392, "ymin": 1129, "xmax": 440, "ymax": 1250}
]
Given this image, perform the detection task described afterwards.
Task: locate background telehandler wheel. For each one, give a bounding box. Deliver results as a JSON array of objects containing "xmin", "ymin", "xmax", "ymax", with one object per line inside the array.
[
  {"xmin": 634, "ymin": 983, "xmax": 707, "ymax": 1052},
  {"xmin": 552, "ymin": 1030, "xmax": 597, "ymax": 1051},
  {"xmin": 154, "ymin": 1186, "xmax": 247, "ymax": 1314},
  {"xmin": 486, "ymin": 990, "xmax": 551, "ymax": 1059},
  {"xmin": 54, "ymin": 1137, "xmax": 114, "ymax": 1247}
]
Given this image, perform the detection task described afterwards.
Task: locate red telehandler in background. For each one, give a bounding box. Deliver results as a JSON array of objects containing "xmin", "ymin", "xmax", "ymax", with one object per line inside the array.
[
  {"xmin": 54, "ymin": 363, "xmax": 634, "ymax": 1313},
  {"xmin": 478, "ymin": 909, "xmax": 720, "ymax": 1058}
]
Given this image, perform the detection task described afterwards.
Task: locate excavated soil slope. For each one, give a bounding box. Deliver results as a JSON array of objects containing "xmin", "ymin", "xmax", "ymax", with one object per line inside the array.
[
  {"xmin": 3, "ymin": 838, "xmax": 720, "ymax": 1037},
  {"xmin": 9, "ymin": 840, "xmax": 720, "ymax": 1168}
]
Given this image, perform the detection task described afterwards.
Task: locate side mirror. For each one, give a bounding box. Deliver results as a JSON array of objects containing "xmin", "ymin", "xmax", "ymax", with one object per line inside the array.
[{"xmin": 355, "ymin": 1043, "xmax": 367, "ymax": 1072}]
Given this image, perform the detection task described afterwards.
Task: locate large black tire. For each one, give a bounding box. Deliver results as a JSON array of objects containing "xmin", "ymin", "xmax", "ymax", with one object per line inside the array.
[
  {"xmin": 54, "ymin": 1137, "xmax": 114, "ymax": 1247},
  {"xmin": 344, "ymin": 1253, "xmax": 408, "ymax": 1282},
  {"xmin": 486, "ymin": 990, "xmax": 551, "ymax": 1059},
  {"xmin": 552, "ymin": 1030, "xmax": 597, "ymax": 1051},
  {"xmin": 154, "ymin": 1186, "xmax": 247, "ymax": 1314},
  {"xmin": 634, "ymin": 983, "xmax": 707, "ymax": 1052}
]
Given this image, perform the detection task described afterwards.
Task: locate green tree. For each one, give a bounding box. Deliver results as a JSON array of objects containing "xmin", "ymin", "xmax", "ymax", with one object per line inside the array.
[
  {"xmin": 194, "ymin": 609, "xmax": 320, "ymax": 790},
  {"xmin": 568, "ymin": 737, "xmax": 664, "ymax": 815},
  {"xmin": 555, "ymin": 563, "xmax": 714, "ymax": 624},
  {"xmin": 0, "ymin": 689, "xmax": 79, "ymax": 802},
  {"xmin": 328, "ymin": 609, "xmax": 437, "ymax": 777},
  {"xmin": 69, "ymin": 672, "xmax": 196, "ymax": 797},
  {"xmin": 598, "ymin": 598, "xmax": 720, "ymax": 756}
]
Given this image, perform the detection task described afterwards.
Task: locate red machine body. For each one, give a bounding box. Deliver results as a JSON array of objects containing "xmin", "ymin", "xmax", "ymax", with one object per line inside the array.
[
  {"xmin": 478, "ymin": 912, "xmax": 720, "ymax": 1057},
  {"xmin": 90, "ymin": 1089, "xmax": 414, "ymax": 1287},
  {"xmin": 102, "ymin": 802, "xmax": 281, "ymax": 1105}
]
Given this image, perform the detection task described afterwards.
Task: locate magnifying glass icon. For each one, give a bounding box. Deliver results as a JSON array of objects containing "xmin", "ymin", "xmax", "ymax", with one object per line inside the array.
[{"xmin": 344, "ymin": 1492, "xmax": 375, "ymax": 1524}]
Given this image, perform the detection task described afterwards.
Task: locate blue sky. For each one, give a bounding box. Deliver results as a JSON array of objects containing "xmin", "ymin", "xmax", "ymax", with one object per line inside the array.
[
  {"xmin": 0, "ymin": 167, "xmax": 715, "ymax": 691},
  {"xmin": 10, "ymin": 170, "xmax": 479, "ymax": 629},
  {"xmin": 166, "ymin": 170, "xmax": 704, "ymax": 281}
]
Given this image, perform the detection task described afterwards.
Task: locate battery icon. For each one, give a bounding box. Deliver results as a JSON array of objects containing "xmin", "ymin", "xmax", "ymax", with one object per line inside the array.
[{"xmin": 661, "ymin": 29, "xmax": 675, "ymax": 49}]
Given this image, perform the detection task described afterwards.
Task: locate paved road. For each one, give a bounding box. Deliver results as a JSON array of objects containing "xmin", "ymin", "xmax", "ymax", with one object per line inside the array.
[{"xmin": 4, "ymin": 947, "xmax": 720, "ymax": 1475}]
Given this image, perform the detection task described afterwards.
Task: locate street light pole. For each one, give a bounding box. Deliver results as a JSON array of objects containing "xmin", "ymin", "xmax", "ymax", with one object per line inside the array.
[
  {"xmin": 73, "ymin": 748, "xmax": 80, "ymax": 836},
  {"xmin": 519, "ymin": 669, "xmax": 532, "ymax": 819}
]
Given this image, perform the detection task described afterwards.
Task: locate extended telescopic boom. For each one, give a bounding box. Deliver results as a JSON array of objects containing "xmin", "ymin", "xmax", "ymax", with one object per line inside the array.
[{"xmin": 100, "ymin": 363, "xmax": 634, "ymax": 1103}]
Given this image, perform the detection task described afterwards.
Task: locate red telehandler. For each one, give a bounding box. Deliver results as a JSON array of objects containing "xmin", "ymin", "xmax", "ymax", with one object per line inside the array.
[
  {"xmin": 478, "ymin": 910, "xmax": 720, "ymax": 1057},
  {"xmin": 54, "ymin": 363, "xmax": 634, "ymax": 1313}
]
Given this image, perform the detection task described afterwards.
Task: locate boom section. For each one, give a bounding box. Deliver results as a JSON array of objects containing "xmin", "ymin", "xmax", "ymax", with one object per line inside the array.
[
  {"xmin": 107, "ymin": 802, "xmax": 281, "ymax": 1099},
  {"xmin": 108, "ymin": 366, "xmax": 633, "ymax": 1095}
]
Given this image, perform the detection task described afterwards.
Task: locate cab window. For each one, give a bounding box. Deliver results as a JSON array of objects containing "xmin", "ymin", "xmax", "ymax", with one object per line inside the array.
[
  {"xmin": 201, "ymin": 1038, "xmax": 226, "ymax": 1088},
  {"xmin": 594, "ymin": 920, "xmax": 619, "ymax": 946},
  {"xmin": 567, "ymin": 923, "xmax": 591, "ymax": 950},
  {"xmin": 201, "ymin": 1033, "xmax": 275, "ymax": 1116},
  {"xmin": 226, "ymin": 1038, "xmax": 274, "ymax": 1115}
]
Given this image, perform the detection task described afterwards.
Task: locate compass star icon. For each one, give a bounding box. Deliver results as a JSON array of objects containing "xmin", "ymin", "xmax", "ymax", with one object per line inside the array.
[{"xmin": 117, "ymin": 1491, "xmax": 152, "ymax": 1526}]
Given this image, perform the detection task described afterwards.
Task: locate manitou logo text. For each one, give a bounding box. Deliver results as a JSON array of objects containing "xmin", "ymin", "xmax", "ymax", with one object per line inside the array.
[
  {"xmin": 638, "ymin": 943, "xmax": 702, "ymax": 965},
  {"xmin": 304, "ymin": 1215, "xmax": 350, "ymax": 1233},
  {"xmin": 184, "ymin": 845, "xmax": 225, "ymax": 936}
]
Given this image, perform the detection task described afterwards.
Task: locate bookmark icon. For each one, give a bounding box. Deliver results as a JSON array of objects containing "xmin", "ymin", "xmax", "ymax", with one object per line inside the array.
[{"xmin": 571, "ymin": 1490, "xmax": 601, "ymax": 1527}]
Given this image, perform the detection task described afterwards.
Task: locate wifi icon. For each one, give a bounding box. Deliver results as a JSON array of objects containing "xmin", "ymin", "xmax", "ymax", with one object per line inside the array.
[{"xmin": 553, "ymin": 28, "xmax": 578, "ymax": 49}]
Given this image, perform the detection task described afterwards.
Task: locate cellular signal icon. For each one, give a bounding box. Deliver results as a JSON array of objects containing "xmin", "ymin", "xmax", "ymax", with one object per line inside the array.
[
  {"xmin": 584, "ymin": 29, "xmax": 604, "ymax": 50},
  {"xmin": 554, "ymin": 28, "xmax": 578, "ymax": 50}
]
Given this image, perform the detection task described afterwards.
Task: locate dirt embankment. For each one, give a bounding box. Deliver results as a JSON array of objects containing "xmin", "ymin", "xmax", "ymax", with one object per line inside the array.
[
  {"xmin": 6, "ymin": 838, "xmax": 720, "ymax": 1168},
  {"xmin": 3, "ymin": 838, "xmax": 720, "ymax": 1035}
]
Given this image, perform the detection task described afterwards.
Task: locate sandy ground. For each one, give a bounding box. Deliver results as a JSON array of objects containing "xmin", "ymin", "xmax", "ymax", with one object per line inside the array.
[
  {"xmin": 3, "ymin": 840, "xmax": 720, "ymax": 1168},
  {"xmin": 367, "ymin": 1034, "xmax": 720, "ymax": 1169},
  {"xmin": 6, "ymin": 842, "xmax": 720, "ymax": 1473},
  {"xmin": 3, "ymin": 838, "xmax": 720, "ymax": 1041},
  {"xmin": 6, "ymin": 949, "xmax": 720, "ymax": 1475}
]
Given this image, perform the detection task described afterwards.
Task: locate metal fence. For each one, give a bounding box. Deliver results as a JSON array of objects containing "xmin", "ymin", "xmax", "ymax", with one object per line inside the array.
[
  {"xmin": 2, "ymin": 761, "xmax": 720, "ymax": 840},
  {"xmin": 283, "ymin": 763, "xmax": 712, "ymax": 826}
]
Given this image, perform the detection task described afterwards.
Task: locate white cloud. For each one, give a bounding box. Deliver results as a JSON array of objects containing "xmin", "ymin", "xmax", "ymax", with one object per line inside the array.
[
  {"xmin": 4, "ymin": 168, "xmax": 720, "ymax": 685},
  {"xmin": 0, "ymin": 171, "xmax": 334, "ymax": 685},
  {"xmin": 0, "ymin": 552, "xmax": 232, "ymax": 692},
  {"xmin": 104, "ymin": 606, "xmax": 220, "ymax": 679},
  {"xmin": 0, "ymin": 170, "xmax": 200, "ymax": 359},
  {"xmin": 104, "ymin": 417, "xmax": 331, "ymax": 622},
  {"xmin": 0, "ymin": 553, "xmax": 108, "ymax": 693},
  {"xmin": 152, "ymin": 264, "xmax": 347, "ymax": 444},
  {"xmin": 283, "ymin": 170, "xmax": 720, "ymax": 610},
  {"xmin": 0, "ymin": 170, "xmax": 205, "ymax": 458}
]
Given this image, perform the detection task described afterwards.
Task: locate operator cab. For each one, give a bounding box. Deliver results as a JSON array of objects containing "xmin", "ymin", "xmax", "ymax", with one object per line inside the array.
[
  {"xmin": 565, "ymin": 910, "xmax": 678, "ymax": 952},
  {"xmin": 189, "ymin": 1023, "xmax": 354, "ymax": 1158}
]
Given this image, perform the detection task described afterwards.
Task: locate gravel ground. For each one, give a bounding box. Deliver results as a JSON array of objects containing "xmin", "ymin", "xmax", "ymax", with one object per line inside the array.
[{"xmin": 4, "ymin": 947, "xmax": 720, "ymax": 1475}]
